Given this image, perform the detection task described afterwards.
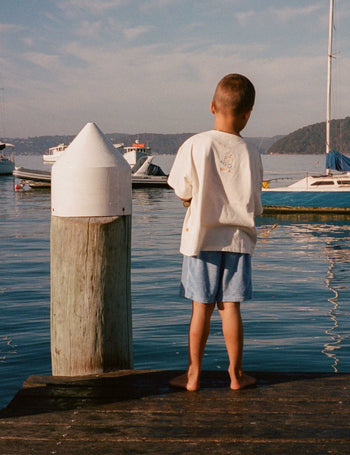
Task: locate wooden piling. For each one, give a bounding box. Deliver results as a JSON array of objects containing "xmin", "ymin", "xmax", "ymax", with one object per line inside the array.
[
  {"xmin": 50, "ymin": 215, "xmax": 132, "ymax": 375},
  {"xmin": 50, "ymin": 122, "xmax": 132, "ymax": 376}
]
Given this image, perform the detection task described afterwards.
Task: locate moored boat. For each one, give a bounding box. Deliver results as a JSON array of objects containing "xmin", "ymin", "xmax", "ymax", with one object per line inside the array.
[
  {"xmin": 12, "ymin": 167, "xmax": 51, "ymax": 187},
  {"xmin": 43, "ymin": 143, "xmax": 68, "ymax": 162},
  {"xmin": 0, "ymin": 142, "xmax": 15, "ymax": 175},
  {"xmin": 16, "ymin": 136, "xmax": 168, "ymax": 188},
  {"xmin": 262, "ymin": 159, "xmax": 350, "ymax": 213},
  {"xmin": 121, "ymin": 140, "xmax": 151, "ymax": 166},
  {"xmin": 262, "ymin": 0, "xmax": 350, "ymax": 213},
  {"xmin": 13, "ymin": 156, "xmax": 169, "ymax": 189},
  {"xmin": 43, "ymin": 139, "xmax": 152, "ymax": 166}
]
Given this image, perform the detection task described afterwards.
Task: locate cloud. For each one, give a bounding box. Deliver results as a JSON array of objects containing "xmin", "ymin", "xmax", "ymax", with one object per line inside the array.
[
  {"xmin": 140, "ymin": 0, "xmax": 179, "ymax": 10},
  {"xmin": 0, "ymin": 23, "xmax": 23, "ymax": 34},
  {"xmin": 271, "ymin": 4, "xmax": 323, "ymax": 23},
  {"xmin": 235, "ymin": 10, "xmax": 256, "ymax": 27},
  {"xmin": 22, "ymin": 37, "xmax": 35, "ymax": 47},
  {"xmin": 75, "ymin": 20, "xmax": 105, "ymax": 39},
  {"xmin": 3, "ymin": 0, "xmax": 350, "ymax": 138},
  {"xmin": 7, "ymin": 35, "xmax": 341, "ymax": 138},
  {"xmin": 122, "ymin": 25, "xmax": 155, "ymax": 41},
  {"xmin": 58, "ymin": 0, "xmax": 126, "ymax": 16},
  {"xmin": 235, "ymin": 3, "xmax": 324, "ymax": 27},
  {"xmin": 22, "ymin": 52, "xmax": 62, "ymax": 72}
]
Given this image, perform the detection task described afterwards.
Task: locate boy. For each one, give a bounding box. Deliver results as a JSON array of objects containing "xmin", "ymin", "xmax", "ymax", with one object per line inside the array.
[{"xmin": 167, "ymin": 73, "xmax": 263, "ymax": 391}]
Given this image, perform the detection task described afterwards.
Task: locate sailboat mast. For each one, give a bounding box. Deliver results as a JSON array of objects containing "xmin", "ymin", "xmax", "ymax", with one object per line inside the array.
[{"xmin": 326, "ymin": 0, "xmax": 334, "ymax": 159}]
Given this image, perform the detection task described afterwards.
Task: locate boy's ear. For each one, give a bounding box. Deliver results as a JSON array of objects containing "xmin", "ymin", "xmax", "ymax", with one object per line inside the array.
[
  {"xmin": 210, "ymin": 101, "xmax": 215, "ymax": 114},
  {"xmin": 244, "ymin": 109, "xmax": 252, "ymax": 121}
]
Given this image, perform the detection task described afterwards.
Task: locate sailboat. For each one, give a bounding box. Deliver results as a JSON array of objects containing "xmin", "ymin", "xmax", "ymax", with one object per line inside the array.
[{"xmin": 262, "ymin": 0, "xmax": 350, "ymax": 214}]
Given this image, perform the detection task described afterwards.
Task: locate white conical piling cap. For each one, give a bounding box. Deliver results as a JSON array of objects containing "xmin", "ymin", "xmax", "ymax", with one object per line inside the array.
[{"xmin": 51, "ymin": 122, "xmax": 132, "ymax": 217}]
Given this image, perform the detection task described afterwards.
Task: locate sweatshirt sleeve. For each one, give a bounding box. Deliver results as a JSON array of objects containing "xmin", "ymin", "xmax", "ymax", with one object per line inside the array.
[{"xmin": 167, "ymin": 141, "xmax": 193, "ymax": 200}]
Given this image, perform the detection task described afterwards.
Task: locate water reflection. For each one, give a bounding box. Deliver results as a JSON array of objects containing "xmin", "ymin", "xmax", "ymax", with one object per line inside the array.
[
  {"xmin": 322, "ymin": 242, "xmax": 350, "ymax": 372},
  {"xmin": 132, "ymin": 187, "xmax": 174, "ymax": 208},
  {"xmin": 257, "ymin": 213, "xmax": 350, "ymax": 372},
  {"xmin": 323, "ymin": 255, "xmax": 340, "ymax": 372}
]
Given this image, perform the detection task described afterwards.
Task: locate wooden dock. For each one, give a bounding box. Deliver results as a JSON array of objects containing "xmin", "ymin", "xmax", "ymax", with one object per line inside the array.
[{"xmin": 0, "ymin": 370, "xmax": 349, "ymax": 454}]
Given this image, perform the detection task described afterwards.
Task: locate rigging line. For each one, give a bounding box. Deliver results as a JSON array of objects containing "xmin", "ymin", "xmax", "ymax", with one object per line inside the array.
[
  {"xmin": 330, "ymin": 0, "xmax": 345, "ymax": 154},
  {"xmin": 257, "ymin": 137, "xmax": 265, "ymax": 154}
]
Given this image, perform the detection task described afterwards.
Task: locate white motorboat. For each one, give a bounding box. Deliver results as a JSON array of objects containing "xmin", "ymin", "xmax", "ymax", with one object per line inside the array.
[
  {"xmin": 120, "ymin": 140, "xmax": 151, "ymax": 166},
  {"xmin": 262, "ymin": 0, "xmax": 350, "ymax": 213},
  {"xmin": 43, "ymin": 139, "xmax": 150, "ymax": 166},
  {"xmin": 131, "ymin": 155, "xmax": 168, "ymax": 186},
  {"xmin": 43, "ymin": 143, "xmax": 68, "ymax": 162},
  {"xmin": 0, "ymin": 142, "xmax": 15, "ymax": 175},
  {"xmin": 117, "ymin": 139, "xmax": 167, "ymax": 177}
]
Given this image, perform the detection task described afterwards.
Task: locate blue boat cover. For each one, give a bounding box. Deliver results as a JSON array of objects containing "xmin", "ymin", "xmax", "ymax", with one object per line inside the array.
[{"xmin": 326, "ymin": 150, "xmax": 350, "ymax": 171}]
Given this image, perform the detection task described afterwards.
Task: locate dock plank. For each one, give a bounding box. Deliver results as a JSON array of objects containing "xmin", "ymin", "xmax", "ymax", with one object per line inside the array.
[{"xmin": 1, "ymin": 370, "xmax": 349, "ymax": 454}]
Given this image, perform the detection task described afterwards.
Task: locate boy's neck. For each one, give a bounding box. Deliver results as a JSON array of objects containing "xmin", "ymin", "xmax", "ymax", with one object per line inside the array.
[
  {"xmin": 212, "ymin": 107, "xmax": 252, "ymax": 137},
  {"xmin": 213, "ymin": 117, "xmax": 242, "ymax": 137},
  {"xmin": 214, "ymin": 126, "xmax": 242, "ymax": 136}
]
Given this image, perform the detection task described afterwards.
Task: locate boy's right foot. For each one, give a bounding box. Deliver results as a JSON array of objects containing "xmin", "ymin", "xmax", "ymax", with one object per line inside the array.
[
  {"xmin": 230, "ymin": 372, "xmax": 257, "ymax": 390},
  {"xmin": 169, "ymin": 373, "xmax": 200, "ymax": 391}
]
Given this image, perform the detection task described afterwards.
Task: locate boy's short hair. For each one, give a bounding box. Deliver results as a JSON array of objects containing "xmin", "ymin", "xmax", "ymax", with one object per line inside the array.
[{"xmin": 212, "ymin": 74, "xmax": 255, "ymax": 116}]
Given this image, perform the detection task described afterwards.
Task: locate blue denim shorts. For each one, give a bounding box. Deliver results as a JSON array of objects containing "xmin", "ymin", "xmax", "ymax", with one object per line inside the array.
[{"xmin": 180, "ymin": 251, "xmax": 252, "ymax": 304}]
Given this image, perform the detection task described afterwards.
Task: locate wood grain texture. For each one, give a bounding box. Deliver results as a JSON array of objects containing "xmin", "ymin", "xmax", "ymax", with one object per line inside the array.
[
  {"xmin": 1, "ymin": 371, "xmax": 349, "ymax": 454},
  {"xmin": 50, "ymin": 215, "xmax": 132, "ymax": 376}
]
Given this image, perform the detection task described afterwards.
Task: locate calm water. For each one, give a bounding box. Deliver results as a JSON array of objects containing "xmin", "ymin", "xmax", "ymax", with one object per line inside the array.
[{"xmin": 1, "ymin": 154, "xmax": 349, "ymax": 409}]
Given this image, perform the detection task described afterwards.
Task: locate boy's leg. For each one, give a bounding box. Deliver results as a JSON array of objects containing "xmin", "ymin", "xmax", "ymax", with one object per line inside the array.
[
  {"xmin": 170, "ymin": 300, "xmax": 215, "ymax": 391},
  {"xmin": 218, "ymin": 301, "xmax": 256, "ymax": 390},
  {"xmin": 187, "ymin": 300, "xmax": 215, "ymax": 389}
]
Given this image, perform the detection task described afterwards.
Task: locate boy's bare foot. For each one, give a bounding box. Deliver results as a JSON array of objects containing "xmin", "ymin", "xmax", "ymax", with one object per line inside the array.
[
  {"xmin": 169, "ymin": 373, "xmax": 200, "ymax": 391},
  {"xmin": 229, "ymin": 372, "xmax": 257, "ymax": 390}
]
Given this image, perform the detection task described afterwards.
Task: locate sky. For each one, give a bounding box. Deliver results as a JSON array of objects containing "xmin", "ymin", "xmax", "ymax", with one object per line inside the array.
[{"xmin": 0, "ymin": 0, "xmax": 349, "ymax": 139}]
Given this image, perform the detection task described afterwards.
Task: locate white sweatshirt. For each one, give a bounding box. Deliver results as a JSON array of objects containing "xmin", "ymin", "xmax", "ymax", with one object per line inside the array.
[{"xmin": 168, "ymin": 130, "xmax": 263, "ymax": 256}]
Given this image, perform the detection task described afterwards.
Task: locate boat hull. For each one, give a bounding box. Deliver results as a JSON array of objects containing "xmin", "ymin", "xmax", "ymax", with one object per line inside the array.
[
  {"xmin": 0, "ymin": 160, "xmax": 15, "ymax": 175},
  {"xmin": 13, "ymin": 167, "xmax": 170, "ymax": 189},
  {"xmin": 262, "ymin": 190, "xmax": 350, "ymax": 213},
  {"xmin": 43, "ymin": 154, "xmax": 61, "ymax": 163}
]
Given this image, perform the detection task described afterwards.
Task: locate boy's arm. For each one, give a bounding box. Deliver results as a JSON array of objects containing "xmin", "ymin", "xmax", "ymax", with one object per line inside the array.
[{"xmin": 168, "ymin": 142, "xmax": 193, "ymax": 201}]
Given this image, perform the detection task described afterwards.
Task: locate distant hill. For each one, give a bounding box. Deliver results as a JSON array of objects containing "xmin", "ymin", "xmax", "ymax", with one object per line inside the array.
[
  {"xmin": 268, "ymin": 117, "xmax": 350, "ymax": 154},
  {"xmin": 2, "ymin": 133, "xmax": 193, "ymax": 155},
  {"xmin": 247, "ymin": 136, "xmax": 284, "ymax": 154},
  {"xmin": 2, "ymin": 132, "xmax": 282, "ymax": 156}
]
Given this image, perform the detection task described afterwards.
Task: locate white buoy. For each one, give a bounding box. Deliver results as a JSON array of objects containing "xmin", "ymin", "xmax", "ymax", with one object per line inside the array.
[{"xmin": 50, "ymin": 122, "xmax": 133, "ymax": 376}]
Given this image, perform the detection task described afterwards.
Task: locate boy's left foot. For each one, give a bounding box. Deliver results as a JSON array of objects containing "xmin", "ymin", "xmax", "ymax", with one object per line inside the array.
[
  {"xmin": 230, "ymin": 373, "xmax": 257, "ymax": 390},
  {"xmin": 169, "ymin": 373, "xmax": 200, "ymax": 391}
]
